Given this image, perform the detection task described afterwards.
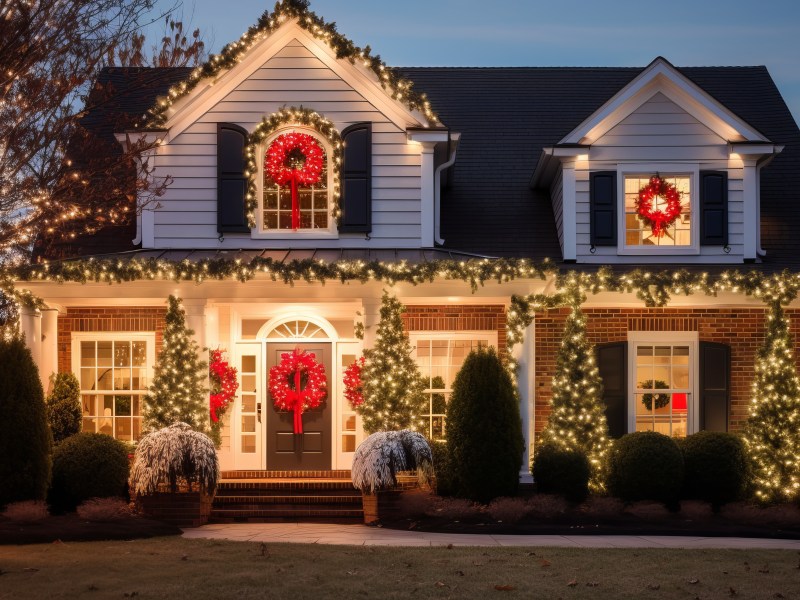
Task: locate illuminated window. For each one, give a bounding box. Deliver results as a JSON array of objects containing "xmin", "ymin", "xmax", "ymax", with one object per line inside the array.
[
  {"xmin": 261, "ymin": 130, "xmax": 331, "ymax": 232},
  {"xmin": 624, "ymin": 174, "xmax": 692, "ymax": 247},
  {"xmin": 73, "ymin": 333, "xmax": 155, "ymax": 442},
  {"xmin": 411, "ymin": 333, "xmax": 497, "ymax": 441}
]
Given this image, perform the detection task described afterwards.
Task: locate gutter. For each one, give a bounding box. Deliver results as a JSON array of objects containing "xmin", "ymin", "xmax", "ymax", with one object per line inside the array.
[{"xmin": 434, "ymin": 132, "xmax": 460, "ymax": 245}]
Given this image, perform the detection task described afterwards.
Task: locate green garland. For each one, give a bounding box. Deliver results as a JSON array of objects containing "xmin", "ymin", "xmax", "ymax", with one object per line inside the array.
[
  {"xmin": 146, "ymin": 0, "xmax": 438, "ymax": 128},
  {"xmin": 244, "ymin": 107, "xmax": 342, "ymax": 228}
]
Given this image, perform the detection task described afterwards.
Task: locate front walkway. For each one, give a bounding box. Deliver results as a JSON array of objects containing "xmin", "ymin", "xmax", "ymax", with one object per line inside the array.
[{"xmin": 182, "ymin": 523, "xmax": 800, "ymax": 549}]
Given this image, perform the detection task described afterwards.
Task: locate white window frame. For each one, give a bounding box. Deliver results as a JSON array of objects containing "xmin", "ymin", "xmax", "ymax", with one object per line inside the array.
[
  {"xmin": 617, "ymin": 163, "xmax": 700, "ymax": 255},
  {"xmin": 252, "ymin": 125, "xmax": 338, "ymax": 239},
  {"xmin": 71, "ymin": 332, "xmax": 156, "ymax": 442},
  {"xmin": 627, "ymin": 330, "xmax": 699, "ymax": 436},
  {"xmin": 409, "ymin": 331, "xmax": 499, "ymax": 441}
]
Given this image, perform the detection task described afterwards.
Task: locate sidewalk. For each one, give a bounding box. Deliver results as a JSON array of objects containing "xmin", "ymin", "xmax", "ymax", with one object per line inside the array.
[{"xmin": 182, "ymin": 523, "xmax": 800, "ymax": 549}]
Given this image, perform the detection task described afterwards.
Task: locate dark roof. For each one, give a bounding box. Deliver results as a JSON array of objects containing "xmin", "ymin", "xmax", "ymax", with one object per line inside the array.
[{"xmin": 49, "ymin": 64, "xmax": 800, "ymax": 270}]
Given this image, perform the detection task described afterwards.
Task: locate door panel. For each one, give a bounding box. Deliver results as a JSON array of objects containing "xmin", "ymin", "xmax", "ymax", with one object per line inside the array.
[
  {"xmin": 267, "ymin": 343, "xmax": 332, "ymax": 470},
  {"xmin": 235, "ymin": 343, "xmax": 263, "ymax": 470}
]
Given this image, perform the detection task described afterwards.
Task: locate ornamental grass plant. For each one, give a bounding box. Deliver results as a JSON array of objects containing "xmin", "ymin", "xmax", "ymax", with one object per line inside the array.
[{"xmin": 351, "ymin": 430, "xmax": 434, "ymax": 493}]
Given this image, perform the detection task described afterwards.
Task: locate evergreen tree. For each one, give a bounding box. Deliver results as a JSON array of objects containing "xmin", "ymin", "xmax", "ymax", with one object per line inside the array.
[
  {"xmin": 143, "ymin": 296, "xmax": 209, "ymax": 435},
  {"xmin": 539, "ymin": 302, "xmax": 611, "ymax": 491},
  {"xmin": 358, "ymin": 291, "xmax": 427, "ymax": 434},
  {"xmin": 46, "ymin": 372, "xmax": 82, "ymax": 444},
  {"xmin": 743, "ymin": 302, "xmax": 800, "ymax": 503}
]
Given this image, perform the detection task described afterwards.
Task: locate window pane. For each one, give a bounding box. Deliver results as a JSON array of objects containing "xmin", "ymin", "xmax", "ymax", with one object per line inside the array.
[
  {"xmin": 132, "ymin": 342, "xmax": 147, "ymax": 367},
  {"xmin": 82, "ymin": 395, "xmax": 97, "ymax": 416},
  {"xmin": 114, "ymin": 341, "xmax": 131, "ymax": 367},
  {"xmin": 97, "ymin": 368, "xmax": 113, "ymax": 390},
  {"xmin": 115, "ymin": 395, "xmax": 132, "ymax": 417},
  {"xmin": 81, "ymin": 368, "xmax": 95, "ymax": 390},
  {"xmin": 624, "ymin": 175, "xmax": 691, "ymax": 247},
  {"xmin": 80, "ymin": 341, "xmax": 96, "ymax": 367},
  {"xmin": 97, "ymin": 341, "xmax": 112, "ymax": 367}
]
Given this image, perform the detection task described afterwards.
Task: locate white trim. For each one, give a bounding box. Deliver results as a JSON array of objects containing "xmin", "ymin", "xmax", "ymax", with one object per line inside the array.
[
  {"xmin": 561, "ymin": 58, "xmax": 769, "ymax": 146},
  {"xmin": 626, "ymin": 330, "xmax": 699, "ymax": 436},
  {"xmin": 419, "ymin": 141, "xmax": 436, "ymax": 247},
  {"xmin": 561, "ymin": 161, "xmax": 577, "ymax": 261},
  {"xmin": 252, "ymin": 125, "xmax": 338, "ymax": 239},
  {"xmin": 616, "ymin": 163, "xmax": 700, "ymax": 256}
]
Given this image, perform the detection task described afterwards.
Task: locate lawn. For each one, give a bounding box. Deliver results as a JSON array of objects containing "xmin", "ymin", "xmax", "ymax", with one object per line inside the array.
[{"xmin": 0, "ymin": 537, "xmax": 798, "ymax": 599}]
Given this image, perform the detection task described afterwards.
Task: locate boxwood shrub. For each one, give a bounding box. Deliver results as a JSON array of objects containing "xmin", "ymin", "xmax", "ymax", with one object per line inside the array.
[
  {"xmin": 680, "ymin": 431, "xmax": 748, "ymax": 509},
  {"xmin": 48, "ymin": 433, "xmax": 130, "ymax": 511},
  {"xmin": 608, "ymin": 431, "xmax": 683, "ymax": 506},
  {"xmin": 532, "ymin": 443, "xmax": 590, "ymax": 503}
]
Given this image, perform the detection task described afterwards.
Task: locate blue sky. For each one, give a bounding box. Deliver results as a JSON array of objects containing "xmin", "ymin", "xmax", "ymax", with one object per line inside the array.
[{"xmin": 162, "ymin": 0, "xmax": 800, "ymax": 125}]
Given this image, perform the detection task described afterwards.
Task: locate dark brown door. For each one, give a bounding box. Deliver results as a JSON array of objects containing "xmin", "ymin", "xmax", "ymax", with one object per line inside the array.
[{"xmin": 266, "ymin": 343, "xmax": 332, "ymax": 470}]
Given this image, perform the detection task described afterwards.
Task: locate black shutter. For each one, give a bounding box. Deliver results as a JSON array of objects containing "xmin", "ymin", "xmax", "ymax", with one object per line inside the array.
[
  {"xmin": 217, "ymin": 123, "xmax": 249, "ymax": 233},
  {"xmin": 699, "ymin": 341, "xmax": 730, "ymax": 432},
  {"xmin": 338, "ymin": 123, "xmax": 372, "ymax": 233},
  {"xmin": 699, "ymin": 171, "xmax": 728, "ymax": 246},
  {"xmin": 597, "ymin": 342, "xmax": 627, "ymax": 438},
  {"xmin": 590, "ymin": 171, "xmax": 617, "ymax": 246}
]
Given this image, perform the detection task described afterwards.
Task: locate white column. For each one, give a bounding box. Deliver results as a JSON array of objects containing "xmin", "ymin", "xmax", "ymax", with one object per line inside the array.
[
  {"xmin": 561, "ymin": 160, "xmax": 577, "ymax": 261},
  {"xmin": 183, "ymin": 299, "xmax": 208, "ymax": 354},
  {"xmin": 204, "ymin": 305, "xmax": 220, "ymax": 352},
  {"xmin": 512, "ymin": 319, "xmax": 536, "ymax": 483},
  {"xmin": 40, "ymin": 308, "xmax": 60, "ymax": 394},
  {"xmin": 419, "ymin": 142, "xmax": 437, "ymax": 247},
  {"xmin": 20, "ymin": 307, "xmax": 43, "ymax": 388}
]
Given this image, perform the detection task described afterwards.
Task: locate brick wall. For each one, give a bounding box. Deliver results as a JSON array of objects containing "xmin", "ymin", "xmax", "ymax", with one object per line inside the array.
[
  {"xmin": 57, "ymin": 307, "xmax": 165, "ymax": 373},
  {"xmin": 532, "ymin": 307, "xmax": 800, "ymax": 440},
  {"xmin": 402, "ymin": 305, "xmax": 507, "ymax": 356}
]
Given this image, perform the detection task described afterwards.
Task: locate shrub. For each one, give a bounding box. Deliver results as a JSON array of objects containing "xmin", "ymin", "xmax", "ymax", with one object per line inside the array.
[
  {"xmin": 608, "ymin": 431, "xmax": 684, "ymax": 506},
  {"xmin": 680, "ymin": 431, "xmax": 748, "ymax": 509},
  {"xmin": 430, "ymin": 497, "xmax": 482, "ymax": 521},
  {"xmin": 429, "ymin": 439, "xmax": 454, "ymax": 497},
  {"xmin": 532, "ymin": 443, "xmax": 590, "ymax": 502},
  {"xmin": 129, "ymin": 422, "xmax": 219, "ymax": 496},
  {"xmin": 526, "ymin": 494, "xmax": 569, "ymax": 518},
  {"xmin": 446, "ymin": 347, "xmax": 524, "ymax": 503},
  {"xmin": 2, "ymin": 500, "xmax": 49, "ymax": 523},
  {"xmin": 0, "ymin": 336, "xmax": 52, "ymax": 508},
  {"xmin": 351, "ymin": 430, "xmax": 433, "ymax": 493},
  {"xmin": 48, "ymin": 433, "xmax": 129, "ymax": 511},
  {"xmin": 77, "ymin": 497, "xmax": 132, "ymax": 521},
  {"xmin": 46, "ymin": 372, "xmax": 82, "ymax": 444},
  {"xmin": 487, "ymin": 497, "xmax": 530, "ymax": 524}
]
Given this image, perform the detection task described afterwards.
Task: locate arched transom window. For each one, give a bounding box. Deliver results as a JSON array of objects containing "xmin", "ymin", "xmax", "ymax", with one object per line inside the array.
[{"xmin": 265, "ymin": 319, "xmax": 330, "ymax": 340}]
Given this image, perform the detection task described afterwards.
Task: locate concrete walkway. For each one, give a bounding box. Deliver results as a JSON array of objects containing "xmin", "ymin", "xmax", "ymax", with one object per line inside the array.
[{"xmin": 182, "ymin": 523, "xmax": 800, "ymax": 549}]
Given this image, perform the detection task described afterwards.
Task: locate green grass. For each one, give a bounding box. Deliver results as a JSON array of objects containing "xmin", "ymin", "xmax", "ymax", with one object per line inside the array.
[{"xmin": 0, "ymin": 537, "xmax": 798, "ymax": 599}]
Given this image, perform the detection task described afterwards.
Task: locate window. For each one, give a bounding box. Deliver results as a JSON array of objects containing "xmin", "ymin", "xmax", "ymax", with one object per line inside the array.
[
  {"xmin": 259, "ymin": 129, "xmax": 333, "ymax": 234},
  {"xmin": 73, "ymin": 334, "xmax": 155, "ymax": 443},
  {"xmin": 624, "ymin": 173, "xmax": 692, "ymax": 247},
  {"xmin": 628, "ymin": 332, "xmax": 698, "ymax": 438},
  {"xmin": 411, "ymin": 333, "xmax": 497, "ymax": 441}
]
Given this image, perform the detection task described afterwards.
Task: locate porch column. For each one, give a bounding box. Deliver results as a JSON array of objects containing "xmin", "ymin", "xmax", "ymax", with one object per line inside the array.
[
  {"xmin": 183, "ymin": 299, "xmax": 208, "ymax": 358},
  {"xmin": 361, "ymin": 296, "xmax": 382, "ymax": 349},
  {"xmin": 19, "ymin": 306, "xmax": 43, "ymax": 387},
  {"xmin": 40, "ymin": 308, "xmax": 60, "ymax": 394},
  {"xmin": 512, "ymin": 318, "xmax": 536, "ymax": 484}
]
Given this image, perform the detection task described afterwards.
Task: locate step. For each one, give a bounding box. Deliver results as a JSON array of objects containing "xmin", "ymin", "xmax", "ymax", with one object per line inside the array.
[
  {"xmin": 217, "ymin": 480, "xmax": 357, "ymax": 492},
  {"xmin": 214, "ymin": 494, "xmax": 362, "ymax": 506},
  {"xmin": 220, "ymin": 470, "xmax": 352, "ymax": 480}
]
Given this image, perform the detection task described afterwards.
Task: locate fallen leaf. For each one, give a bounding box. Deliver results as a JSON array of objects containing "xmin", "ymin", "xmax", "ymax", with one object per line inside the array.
[
  {"xmin": 540, "ymin": 559, "xmax": 551, "ymax": 568},
  {"xmin": 435, "ymin": 581, "xmax": 447, "ymax": 588},
  {"xmin": 472, "ymin": 561, "xmax": 485, "ymax": 567},
  {"xmin": 346, "ymin": 570, "xmax": 358, "ymax": 576},
  {"xmin": 123, "ymin": 593, "xmax": 138, "ymax": 598},
  {"xmin": 567, "ymin": 579, "xmax": 578, "ymax": 587},
  {"xmin": 52, "ymin": 539, "xmax": 64, "ymax": 545},
  {"xmin": 687, "ymin": 578, "xmax": 699, "ymax": 584},
  {"xmin": 494, "ymin": 585, "xmax": 515, "ymax": 591},
  {"xmin": 758, "ymin": 565, "xmax": 770, "ymax": 574},
  {"xmin": 87, "ymin": 584, "xmax": 98, "ymax": 591},
  {"xmin": 181, "ymin": 554, "xmax": 188, "ymax": 561},
  {"xmin": 455, "ymin": 570, "xmax": 465, "ymax": 577},
  {"xmin": 527, "ymin": 552, "xmax": 536, "ymax": 557},
  {"xmin": 586, "ymin": 582, "xmax": 599, "ymax": 587},
  {"xmin": 774, "ymin": 594, "xmax": 785, "ymax": 599},
  {"xmin": 647, "ymin": 583, "xmax": 660, "ymax": 590},
  {"xmin": 260, "ymin": 543, "xmax": 270, "ymax": 557},
  {"xmin": 729, "ymin": 587, "xmax": 738, "ymax": 597}
]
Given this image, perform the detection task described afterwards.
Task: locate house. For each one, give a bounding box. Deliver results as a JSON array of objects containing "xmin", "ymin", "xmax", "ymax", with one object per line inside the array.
[{"xmin": 13, "ymin": 1, "xmax": 800, "ymax": 482}]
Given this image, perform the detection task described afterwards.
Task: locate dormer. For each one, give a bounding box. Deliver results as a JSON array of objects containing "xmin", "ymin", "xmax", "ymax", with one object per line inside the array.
[{"xmin": 532, "ymin": 57, "xmax": 783, "ymax": 264}]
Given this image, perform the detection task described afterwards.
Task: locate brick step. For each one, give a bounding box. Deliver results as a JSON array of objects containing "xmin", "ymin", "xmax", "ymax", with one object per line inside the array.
[
  {"xmin": 216, "ymin": 486, "xmax": 359, "ymax": 497},
  {"xmin": 217, "ymin": 480, "xmax": 356, "ymax": 492},
  {"xmin": 215, "ymin": 494, "xmax": 362, "ymax": 506},
  {"xmin": 220, "ymin": 470, "xmax": 352, "ymax": 480},
  {"xmin": 210, "ymin": 506, "xmax": 363, "ymax": 522}
]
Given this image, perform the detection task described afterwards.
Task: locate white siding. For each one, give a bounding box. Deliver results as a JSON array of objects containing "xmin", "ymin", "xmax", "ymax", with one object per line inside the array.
[
  {"xmin": 151, "ymin": 39, "xmax": 422, "ymax": 249},
  {"xmin": 574, "ymin": 93, "xmax": 746, "ymax": 264}
]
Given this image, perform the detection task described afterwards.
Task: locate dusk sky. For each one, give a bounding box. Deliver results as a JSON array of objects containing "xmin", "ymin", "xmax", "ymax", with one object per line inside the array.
[{"xmin": 158, "ymin": 0, "xmax": 800, "ymax": 125}]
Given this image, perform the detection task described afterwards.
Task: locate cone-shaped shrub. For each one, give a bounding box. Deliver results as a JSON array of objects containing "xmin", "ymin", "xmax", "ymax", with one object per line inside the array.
[
  {"xmin": 46, "ymin": 372, "xmax": 82, "ymax": 444},
  {"xmin": 446, "ymin": 347, "xmax": 524, "ymax": 503},
  {"xmin": 0, "ymin": 336, "xmax": 52, "ymax": 508}
]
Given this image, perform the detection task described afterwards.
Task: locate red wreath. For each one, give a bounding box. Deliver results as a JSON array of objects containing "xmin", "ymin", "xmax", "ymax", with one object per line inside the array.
[
  {"xmin": 635, "ymin": 175, "xmax": 683, "ymax": 238},
  {"xmin": 265, "ymin": 132, "xmax": 325, "ymax": 230},
  {"xmin": 209, "ymin": 349, "xmax": 239, "ymax": 422},
  {"xmin": 269, "ymin": 348, "xmax": 327, "ymax": 434},
  {"xmin": 343, "ymin": 356, "xmax": 365, "ymax": 409}
]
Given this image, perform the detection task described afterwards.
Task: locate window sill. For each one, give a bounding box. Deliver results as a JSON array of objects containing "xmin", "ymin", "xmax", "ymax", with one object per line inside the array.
[
  {"xmin": 251, "ymin": 230, "xmax": 339, "ymax": 240},
  {"xmin": 617, "ymin": 246, "xmax": 699, "ymax": 256}
]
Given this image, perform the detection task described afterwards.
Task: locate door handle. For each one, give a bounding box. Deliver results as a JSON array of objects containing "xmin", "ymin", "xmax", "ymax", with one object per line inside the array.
[{"xmin": 257, "ymin": 402, "xmax": 262, "ymax": 423}]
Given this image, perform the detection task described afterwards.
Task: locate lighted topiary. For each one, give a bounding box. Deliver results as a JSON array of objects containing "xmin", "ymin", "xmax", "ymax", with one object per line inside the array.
[
  {"xmin": 446, "ymin": 347, "xmax": 524, "ymax": 503},
  {"xmin": 143, "ymin": 296, "xmax": 209, "ymax": 436},
  {"xmin": 357, "ymin": 292, "xmax": 427, "ymax": 434},
  {"xmin": 46, "ymin": 372, "xmax": 82, "ymax": 444},
  {"xmin": 0, "ymin": 335, "xmax": 52, "ymax": 508},
  {"xmin": 48, "ymin": 433, "xmax": 129, "ymax": 512},
  {"xmin": 539, "ymin": 301, "xmax": 611, "ymax": 492},
  {"xmin": 743, "ymin": 302, "xmax": 800, "ymax": 503},
  {"xmin": 129, "ymin": 422, "xmax": 219, "ymax": 496},
  {"xmin": 351, "ymin": 430, "xmax": 433, "ymax": 494}
]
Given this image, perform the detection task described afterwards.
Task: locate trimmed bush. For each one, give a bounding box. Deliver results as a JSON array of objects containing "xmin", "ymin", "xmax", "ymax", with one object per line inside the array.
[
  {"xmin": 0, "ymin": 336, "xmax": 52, "ymax": 508},
  {"xmin": 608, "ymin": 431, "xmax": 684, "ymax": 506},
  {"xmin": 46, "ymin": 372, "xmax": 82, "ymax": 444},
  {"xmin": 48, "ymin": 433, "xmax": 129, "ymax": 511},
  {"xmin": 680, "ymin": 431, "xmax": 748, "ymax": 509},
  {"xmin": 532, "ymin": 443, "xmax": 590, "ymax": 503},
  {"xmin": 446, "ymin": 347, "xmax": 524, "ymax": 503},
  {"xmin": 429, "ymin": 439, "xmax": 454, "ymax": 497}
]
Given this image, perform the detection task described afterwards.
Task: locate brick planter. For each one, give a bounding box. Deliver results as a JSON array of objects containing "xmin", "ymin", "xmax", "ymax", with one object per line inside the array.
[
  {"xmin": 136, "ymin": 491, "xmax": 214, "ymax": 528},
  {"xmin": 361, "ymin": 473, "xmax": 427, "ymax": 524}
]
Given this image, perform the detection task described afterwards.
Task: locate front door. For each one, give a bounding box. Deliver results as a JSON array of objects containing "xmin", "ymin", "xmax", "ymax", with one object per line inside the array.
[{"xmin": 266, "ymin": 343, "xmax": 332, "ymax": 470}]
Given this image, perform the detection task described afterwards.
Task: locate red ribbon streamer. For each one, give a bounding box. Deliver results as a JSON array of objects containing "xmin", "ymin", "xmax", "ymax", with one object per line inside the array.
[
  {"xmin": 292, "ymin": 368, "xmax": 303, "ymax": 434},
  {"xmin": 290, "ymin": 172, "xmax": 300, "ymax": 231}
]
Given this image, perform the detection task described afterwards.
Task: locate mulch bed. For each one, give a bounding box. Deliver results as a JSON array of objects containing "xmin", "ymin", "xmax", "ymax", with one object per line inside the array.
[{"xmin": 0, "ymin": 514, "xmax": 182, "ymax": 546}]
